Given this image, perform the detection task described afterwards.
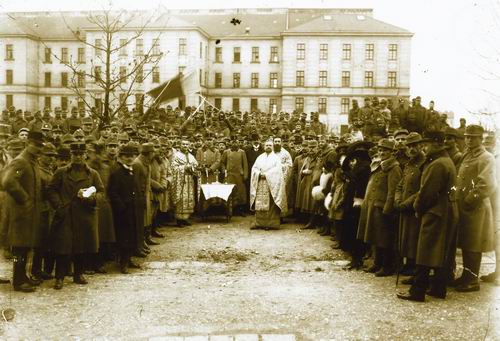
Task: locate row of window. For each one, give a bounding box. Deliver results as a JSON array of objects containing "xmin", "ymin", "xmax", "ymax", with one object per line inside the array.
[
  {"xmin": 214, "ymin": 71, "xmax": 397, "ymax": 88},
  {"xmin": 4, "ymin": 42, "xmax": 398, "ymax": 63},
  {"xmin": 297, "ymin": 43, "xmax": 398, "ymax": 61}
]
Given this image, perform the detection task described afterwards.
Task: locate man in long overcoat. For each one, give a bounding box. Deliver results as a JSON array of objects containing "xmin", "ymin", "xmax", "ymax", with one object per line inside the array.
[
  {"xmin": 455, "ymin": 125, "xmax": 497, "ymax": 292},
  {"xmin": 394, "ymin": 133, "xmax": 425, "ymax": 277},
  {"xmin": 397, "ymin": 130, "xmax": 458, "ymax": 302},
  {"xmin": 108, "ymin": 143, "xmax": 142, "ymax": 274},
  {"xmin": 357, "ymin": 138, "xmax": 402, "ymax": 276},
  {"xmin": 48, "ymin": 142, "xmax": 104, "ymax": 290},
  {"xmin": 1, "ymin": 131, "xmax": 44, "ymax": 292}
]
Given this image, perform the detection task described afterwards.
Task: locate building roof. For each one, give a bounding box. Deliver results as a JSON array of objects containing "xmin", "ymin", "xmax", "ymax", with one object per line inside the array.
[
  {"xmin": 284, "ymin": 13, "xmax": 412, "ymax": 35},
  {"xmin": 0, "ymin": 8, "xmax": 412, "ymax": 40}
]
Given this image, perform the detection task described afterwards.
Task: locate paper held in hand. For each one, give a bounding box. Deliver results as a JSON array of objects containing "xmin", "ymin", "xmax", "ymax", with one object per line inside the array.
[{"xmin": 81, "ymin": 186, "xmax": 97, "ymax": 198}]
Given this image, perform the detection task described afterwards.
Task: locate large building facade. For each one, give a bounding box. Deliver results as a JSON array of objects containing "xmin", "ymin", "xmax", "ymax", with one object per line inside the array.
[{"xmin": 0, "ymin": 8, "xmax": 412, "ymax": 131}]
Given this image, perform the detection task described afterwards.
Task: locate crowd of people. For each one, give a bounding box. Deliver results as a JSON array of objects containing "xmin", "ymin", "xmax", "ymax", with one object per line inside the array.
[{"xmin": 0, "ymin": 95, "xmax": 498, "ymax": 304}]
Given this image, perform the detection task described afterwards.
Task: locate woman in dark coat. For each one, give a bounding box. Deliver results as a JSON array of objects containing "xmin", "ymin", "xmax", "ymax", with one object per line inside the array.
[
  {"xmin": 108, "ymin": 144, "xmax": 142, "ymax": 274},
  {"xmin": 47, "ymin": 142, "xmax": 104, "ymax": 290}
]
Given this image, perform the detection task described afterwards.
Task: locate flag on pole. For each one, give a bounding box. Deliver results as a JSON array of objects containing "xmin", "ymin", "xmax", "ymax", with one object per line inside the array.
[{"xmin": 146, "ymin": 69, "xmax": 200, "ymax": 104}]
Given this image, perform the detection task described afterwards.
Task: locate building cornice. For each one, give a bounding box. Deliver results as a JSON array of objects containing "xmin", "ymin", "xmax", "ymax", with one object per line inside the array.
[{"xmin": 281, "ymin": 32, "xmax": 414, "ymax": 37}]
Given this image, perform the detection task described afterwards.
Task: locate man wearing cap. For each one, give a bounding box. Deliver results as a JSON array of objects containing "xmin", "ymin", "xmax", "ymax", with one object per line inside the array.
[
  {"xmin": 406, "ymin": 96, "xmax": 427, "ymax": 134},
  {"xmin": 30, "ymin": 142, "xmax": 57, "ymax": 282},
  {"xmin": 11, "ymin": 111, "xmax": 28, "ymax": 136},
  {"xmin": 360, "ymin": 97, "xmax": 374, "ymax": 137},
  {"xmin": 444, "ymin": 127, "xmax": 463, "ymax": 169},
  {"xmin": 63, "ymin": 108, "xmax": 82, "ymax": 134},
  {"xmin": 397, "ymin": 130, "xmax": 458, "ymax": 302},
  {"xmin": 454, "ymin": 125, "xmax": 497, "ymax": 292},
  {"xmin": 394, "ymin": 132, "xmax": 425, "ymax": 278},
  {"xmin": 47, "ymin": 142, "xmax": 104, "ymax": 290},
  {"xmin": 1, "ymin": 131, "xmax": 44, "ymax": 292},
  {"xmin": 108, "ymin": 143, "xmax": 142, "ymax": 274},
  {"xmin": 171, "ymin": 139, "xmax": 199, "ymax": 226},
  {"xmin": 357, "ymin": 138, "xmax": 402, "ymax": 277},
  {"xmin": 18, "ymin": 127, "xmax": 29, "ymax": 140},
  {"xmin": 221, "ymin": 137, "xmax": 249, "ymax": 216},
  {"xmin": 103, "ymin": 138, "xmax": 119, "ymax": 169},
  {"xmin": 250, "ymin": 139, "xmax": 287, "ymax": 230}
]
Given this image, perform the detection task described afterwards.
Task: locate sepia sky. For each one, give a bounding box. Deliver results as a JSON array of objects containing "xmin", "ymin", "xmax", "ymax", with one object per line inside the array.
[{"xmin": 1, "ymin": 0, "xmax": 499, "ymax": 126}]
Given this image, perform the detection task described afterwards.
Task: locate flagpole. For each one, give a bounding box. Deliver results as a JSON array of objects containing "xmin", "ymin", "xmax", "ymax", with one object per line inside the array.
[{"xmin": 187, "ymin": 95, "xmax": 206, "ymax": 121}]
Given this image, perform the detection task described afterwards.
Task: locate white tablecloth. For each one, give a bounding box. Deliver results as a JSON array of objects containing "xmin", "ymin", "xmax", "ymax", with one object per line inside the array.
[{"xmin": 200, "ymin": 184, "xmax": 235, "ymax": 201}]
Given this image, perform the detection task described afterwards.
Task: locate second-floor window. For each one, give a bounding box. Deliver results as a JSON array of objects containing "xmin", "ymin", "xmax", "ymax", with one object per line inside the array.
[
  {"xmin": 135, "ymin": 39, "xmax": 144, "ymax": 56},
  {"xmin": 152, "ymin": 67, "xmax": 160, "ymax": 83},
  {"xmin": 77, "ymin": 72, "xmax": 85, "ymax": 87},
  {"xmin": 342, "ymin": 44, "xmax": 351, "ymax": 60},
  {"xmin": 61, "ymin": 47, "xmax": 68, "ymax": 63},
  {"xmin": 6, "ymin": 70, "xmax": 13, "ymax": 85},
  {"xmin": 389, "ymin": 44, "xmax": 398, "ymax": 60},
  {"xmin": 295, "ymin": 97, "xmax": 304, "ymax": 111},
  {"xmin": 61, "ymin": 72, "xmax": 68, "ymax": 87},
  {"xmin": 270, "ymin": 72, "xmax": 278, "ymax": 88},
  {"xmin": 44, "ymin": 48, "xmax": 52, "ymax": 63},
  {"xmin": 152, "ymin": 38, "xmax": 160, "ymax": 56},
  {"xmin": 341, "ymin": 98, "xmax": 350, "ymax": 114},
  {"xmin": 270, "ymin": 46, "xmax": 278, "ymax": 62},
  {"xmin": 319, "ymin": 71, "xmax": 327, "ymax": 87},
  {"xmin": 233, "ymin": 73, "xmax": 240, "ymax": 88},
  {"xmin": 319, "ymin": 44, "xmax": 328, "ymax": 60},
  {"xmin": 95, "ymin": 39, "xmax": 102, "ymax": 58},
  {"xmin": 94, "ymin": 66, "xmax": 102, "ymax": 82},
  {"xmin": 179, "ymin": 38, "xmax": 187, "ymax": 55},
  {"xmin": 77, "ymin": 48, "xmax": 85, "ymax": 63},
  {"xmin": 44, "ymin": 72, "xmax": 51, "ymax": 87},
  {"xmin": 365, "ymin": 44, "xmax": 374, "ymax": 60},
  {"xmin": 296, "ymin": 70, "xmax": 304, "ymax": 87},
  {"xmin": 233, "ymin": 47, "xmax": 241, "ymax": 62},
  {"xmin": 251, "ymin": 47, "xmax": 259, "ymax": 62},
  {"xmin": 342, "ymin": 71, "xmax": 350, "ymax": 87},
  {"xmin": 296, "ymin": 43, "xmax": 305, "ymax": 60},
  {"xmin": 251, "ymin": 73, "xmax": 259, "ymax": 88},
  {"xmin": 5, "ymin": 44, "xmax": 14, "ymax": 60},
  {"xmin": 215, "ymin": 47, "xmax": 222, "ymax": 62},
  {"xmin": 215, "ymin": 73, "xmax": 222, "ymax": 88}
]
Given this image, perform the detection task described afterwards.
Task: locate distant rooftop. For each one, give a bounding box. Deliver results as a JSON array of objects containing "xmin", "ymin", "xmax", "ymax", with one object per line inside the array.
[{"xmin": 0, "ymin": 8, "xmax": 412, "ymax": 40}]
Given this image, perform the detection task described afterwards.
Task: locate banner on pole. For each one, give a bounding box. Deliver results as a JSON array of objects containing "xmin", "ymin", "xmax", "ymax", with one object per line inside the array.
[{"xmin": 146, "ymin": 69, "xmax": 200, "ymax": 104}]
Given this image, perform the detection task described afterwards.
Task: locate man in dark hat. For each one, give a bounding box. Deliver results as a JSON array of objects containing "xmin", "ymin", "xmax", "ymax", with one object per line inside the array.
[
  {"xmin": 397, "ymin": 130, "xmax": 458, "ymax": 302},
  {"xmin": 48, "ymin": 142, "xmax": 104, "ymax": 290},
  {"xmin": 108, "ymin": 143, "xmax": 142, "ymax": 273},
  {"xmin": 357, "ymin": 138, "xmax": 402, "ymax": 277},
  {"xmin": 454, "ymin": 125, "xmax": 496, "ymax": 292},
  {"xmin": 1, "ymin": 131, "xmax": 44, "ymax": 292}
]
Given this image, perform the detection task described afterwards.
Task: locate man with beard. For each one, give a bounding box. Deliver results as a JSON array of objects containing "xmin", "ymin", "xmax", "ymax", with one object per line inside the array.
[
  {"xmin": 108, "ymin": 143, "xmax": 142, "ymax": 274},
  {"xmin": 171, "ymin": 139, "xmax": 199, "ymax": 226},
  {"xmin": 221, "ymin": 138, "xmax": 249, "ymax": 216},
  {"xmin": 454, "ymin": 125, "xmax": 496, "ymax": 292},
  {"xmin": 48, "ymin": 142, "xmax": 103, "ymax": 290},
  {"xmin": 249, "ymin": 140, "xmax": 287, "ymax": 230},
  {"xmin": 394, "ymin": 133, "xmax": 425, "ymax": 279},
  {"xmin": 272, "ymin": 136, "xmax": 293, "ymax": 219},
  {"xmin": 397, "ymin": 130, "xmax": 458, "ymax": 302},
  {"xmin": 2, "ymin": 131, "xmax": 44, "ymax": 292}
]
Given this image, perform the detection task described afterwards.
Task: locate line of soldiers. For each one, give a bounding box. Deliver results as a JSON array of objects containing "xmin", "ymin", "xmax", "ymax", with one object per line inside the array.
[{"xmin": 0, "ymin": 97, "xmax": 498, "ymax": 302}]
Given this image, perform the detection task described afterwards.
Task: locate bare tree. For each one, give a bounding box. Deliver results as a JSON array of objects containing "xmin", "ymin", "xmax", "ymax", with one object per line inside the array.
[{"xmin": 49, "ymin": 8, "xmax": 165, "ymax": 126}]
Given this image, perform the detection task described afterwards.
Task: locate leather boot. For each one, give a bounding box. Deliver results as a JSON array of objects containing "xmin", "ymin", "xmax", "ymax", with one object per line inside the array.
[
  {"xmin": 151, "ymin": 227, "xmax": 164, "ymax": 238},
  {"xmin": 396, "ymin": 290, "xmax": 425, "ymax": 302},
  {"xmin": 54, "ymin": 279, "xmax": 64, "ymax": 290}
]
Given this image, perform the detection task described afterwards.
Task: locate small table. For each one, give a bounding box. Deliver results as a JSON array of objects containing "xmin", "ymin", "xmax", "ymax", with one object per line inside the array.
[{"xmin": 200, "ymin": 183, "xmax": 235, "ymax": 222}]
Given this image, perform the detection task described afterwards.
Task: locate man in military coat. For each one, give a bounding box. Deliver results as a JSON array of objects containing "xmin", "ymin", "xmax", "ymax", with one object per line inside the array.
[{"xmin": 397, "ymin": 130, "xmax": 458, "ymax": 302}]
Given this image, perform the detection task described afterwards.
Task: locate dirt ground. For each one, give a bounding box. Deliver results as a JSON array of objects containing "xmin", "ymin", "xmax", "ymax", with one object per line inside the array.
[{"xmin": 0, "ymin": 216, "xmax": 498, "ymax": 340}]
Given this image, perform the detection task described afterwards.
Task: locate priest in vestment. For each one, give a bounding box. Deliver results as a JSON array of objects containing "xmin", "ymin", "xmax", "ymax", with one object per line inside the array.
[
  {"xmin": 171, "ymin": 139, "xmax": 199, "ymax": 226},
  {"xmin": 249, "ymin": 140, "xmax": 287, "ymax": 230},
  {"xmin": 273, "ymin": 136, "xmax": 293, "ymax": 219}
]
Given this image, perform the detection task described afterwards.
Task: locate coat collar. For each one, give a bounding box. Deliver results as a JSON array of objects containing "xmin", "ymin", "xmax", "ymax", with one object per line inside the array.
[
  {"xmin": 380, "ymin": 156, "xmax": 399, "ymax": 172},
  {"xmin": 64, "ymin": 163, "xmax": 92, "ymax": 182},
  {"xmin": 465, "ymin": 145, "xmax": 486, "ymax": 158},
  {"xmin": 424, "ymin": 146, "xmax": 448, "ymax": 164}
]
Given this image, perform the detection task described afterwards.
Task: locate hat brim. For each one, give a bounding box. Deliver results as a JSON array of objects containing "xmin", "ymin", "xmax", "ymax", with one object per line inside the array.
[{"xmin": 463, "ymin": 133, "xmax": 483, "ymax": 137}]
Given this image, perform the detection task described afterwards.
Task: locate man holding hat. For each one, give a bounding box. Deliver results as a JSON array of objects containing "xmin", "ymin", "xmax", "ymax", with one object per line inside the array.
[
  {"xmin": 1, "ymin": 131, "xmax": 44, "ymax": 292},
  {"xmin": 357, "ymin": 138, "xmax": 402, "ymax": 277},
  {"xmin": 454, "ymin": 125, "xmax": 497, "ymax": 292},
  {"xmin": 47, "ymin": 142, "xmax": 104, "ymax": 290},
  {"xmin": 108, "ymin": 143, "xmax": 142, "ymax": 274},
  {"xmin": 394, "ymin": 132, "xmax": 425, "ymax": 278},
  {"xmin": 397, "ymin": 130, "xmax": 458, "ymax": 302}
]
